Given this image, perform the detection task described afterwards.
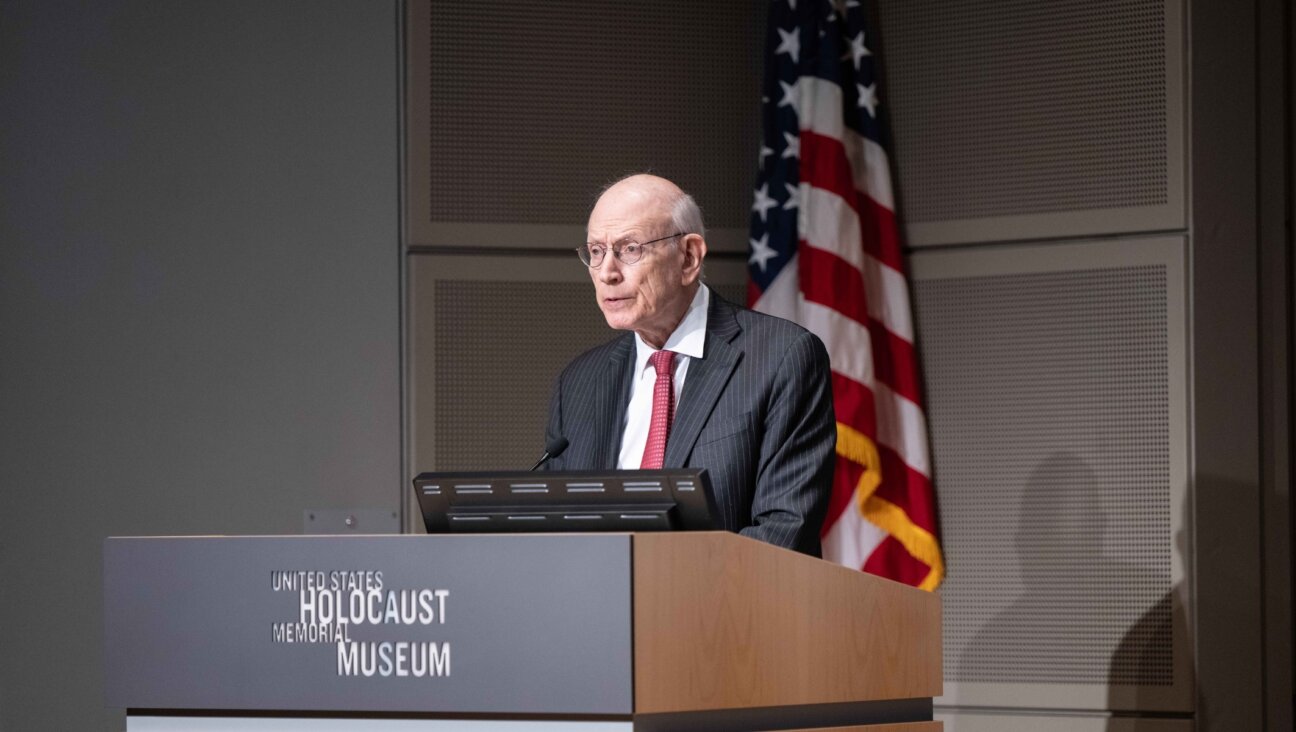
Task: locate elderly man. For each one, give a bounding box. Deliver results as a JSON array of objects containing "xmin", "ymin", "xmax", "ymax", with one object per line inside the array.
[{"xmin": 543, "ymin": 174, "xmax": 835, "ymax": 555}]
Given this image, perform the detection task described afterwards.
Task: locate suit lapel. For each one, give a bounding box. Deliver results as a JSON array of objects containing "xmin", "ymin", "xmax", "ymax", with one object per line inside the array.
[
  {"xmin": 664, "ymin": 293, "xmax": 743, "ymax": 468},
  {"xmin": 598, "ymin": 334, "xmax": 635, "ymax": 467}
]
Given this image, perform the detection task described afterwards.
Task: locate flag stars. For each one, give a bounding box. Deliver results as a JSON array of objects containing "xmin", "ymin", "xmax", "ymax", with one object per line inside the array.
[
  {"xmin": 778, "ymin": 80, "xmax": 801, "ymax": 117},
  {"xmin": 857, "ymin": 82, "xmax": 878, "ymax": 118},
  {"xmin": 781, "ymin": 131, "xmax": 800, "ymax": 159},
  {"xmin": 749, "ymin": 233, "xmax": 778, "ymax": 272},
  {"xmin": 783, "ymin": 183, "xmax": 800, "ymax": 210},
  {"xmin": 775, "ymin": 27, "xmax": 800, "ymax": 65},
  {"xmin": 848, "ymin": 32, "xmax": 871, "ymax": 69},
  {"xmin": 759, "ymin": 144, "xmax": 774, "ymax": 165},
  {"xmin": 752, "ymin": 184, "xmax": 778, "ymax": 222}
]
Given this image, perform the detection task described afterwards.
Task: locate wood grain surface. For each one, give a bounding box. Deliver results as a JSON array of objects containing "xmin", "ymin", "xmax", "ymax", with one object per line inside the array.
[{"xmin": 632, "ymin": 531, "xmax": 941, "ymax": 714}]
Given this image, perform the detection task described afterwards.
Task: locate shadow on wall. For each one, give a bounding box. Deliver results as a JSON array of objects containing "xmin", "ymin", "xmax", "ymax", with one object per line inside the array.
[
  {"xmin": 953, "ymin": 452, "xmax": 1191, "ymax": 726},
  {"xmin": 1106, "ymin": 489, "xmax": 1195, "ymax": 729}
]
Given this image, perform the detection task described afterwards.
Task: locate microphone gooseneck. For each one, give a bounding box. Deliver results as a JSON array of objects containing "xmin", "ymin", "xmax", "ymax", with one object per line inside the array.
[{"xmin": 529, "ymin": 436, "xmax": 570, "ymax": 471}]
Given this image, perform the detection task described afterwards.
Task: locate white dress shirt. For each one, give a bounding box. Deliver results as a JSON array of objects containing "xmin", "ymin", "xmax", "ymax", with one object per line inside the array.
[{"xmin": 616, "ymin": 284, "xmax": 710, "ymax": 469}]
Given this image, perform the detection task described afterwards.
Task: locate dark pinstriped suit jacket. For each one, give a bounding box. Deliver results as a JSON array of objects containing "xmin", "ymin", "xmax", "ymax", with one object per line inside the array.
[{"xmin": 543, "ymin": 291, "xmax": 836, "ymax": 555}]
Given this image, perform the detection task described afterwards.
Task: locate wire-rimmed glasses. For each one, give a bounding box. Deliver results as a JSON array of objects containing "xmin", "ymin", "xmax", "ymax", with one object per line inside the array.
[{"xmin": 576, "ymin": 233, "xmax": 686, "ymax": 268}]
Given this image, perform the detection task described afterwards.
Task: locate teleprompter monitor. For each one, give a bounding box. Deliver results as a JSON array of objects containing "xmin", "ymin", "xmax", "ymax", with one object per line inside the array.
[{"xmin": 411, "ymin": 469, "xmax": 718, "ymax": 534}]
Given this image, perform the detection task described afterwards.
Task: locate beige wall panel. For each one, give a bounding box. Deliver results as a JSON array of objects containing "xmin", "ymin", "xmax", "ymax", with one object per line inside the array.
[
  {"xmin": 877, "ymin": 0, "xmax": 1185, "ymax": 245},
  {"xmin": 911, "ymin": 237, "xmax": 1192, "ymax": 713},
  {"xmin": 405, "ymin": 0, "xmax": 764, "ymax": 249}
]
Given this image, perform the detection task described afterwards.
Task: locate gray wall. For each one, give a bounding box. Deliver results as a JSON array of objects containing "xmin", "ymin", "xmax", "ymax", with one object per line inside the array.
[{"xmin": 0, "ymin": 1, "xmax": 401, "ymax": 730}]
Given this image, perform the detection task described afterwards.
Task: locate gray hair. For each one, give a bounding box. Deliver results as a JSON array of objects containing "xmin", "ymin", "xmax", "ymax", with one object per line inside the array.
[
  {"xmin": 670, "ymin": 191, "xmax": 706, "ymax": 240},
  {"xmin": 671, "ymin": 191, "xmax": 707, "ymax": 279}
]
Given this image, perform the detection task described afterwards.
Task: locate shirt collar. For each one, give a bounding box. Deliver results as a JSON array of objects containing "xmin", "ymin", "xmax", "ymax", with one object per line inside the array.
[{"xmin": 633, "ymin": 284, "xmax": 710, "ymax": 372}]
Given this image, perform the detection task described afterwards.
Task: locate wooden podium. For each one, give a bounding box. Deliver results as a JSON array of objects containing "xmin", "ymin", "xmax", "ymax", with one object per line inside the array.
[{"xmin": 105, "ymin": 532, "xmax": 940, "ymax": 731}]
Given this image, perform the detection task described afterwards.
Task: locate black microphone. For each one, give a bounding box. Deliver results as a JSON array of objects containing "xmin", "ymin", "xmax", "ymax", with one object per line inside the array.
[{"xmin": 529, "ymin": 436, "xmax": 570, "ymax": 471}]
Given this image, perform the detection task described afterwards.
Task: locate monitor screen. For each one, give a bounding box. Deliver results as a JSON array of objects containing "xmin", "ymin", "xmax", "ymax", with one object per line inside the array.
[{"xmin": 411, "ymin": 468, "xmax": 718, "ymax": 534}]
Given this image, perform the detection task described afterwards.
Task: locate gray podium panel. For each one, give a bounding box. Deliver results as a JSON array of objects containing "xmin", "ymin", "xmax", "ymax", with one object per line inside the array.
[
  {"xmin": 104, "ymin": 535, "xmax": 633, "ymax": 715},
  {"xmin": 128, "ymin": 719, "xmax": 631, "ymax": 732}
]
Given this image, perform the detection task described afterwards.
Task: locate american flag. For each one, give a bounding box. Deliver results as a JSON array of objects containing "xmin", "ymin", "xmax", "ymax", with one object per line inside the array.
[{"xmin": 748, "ymin": 0, "xmax": 943, "ymax": 589}]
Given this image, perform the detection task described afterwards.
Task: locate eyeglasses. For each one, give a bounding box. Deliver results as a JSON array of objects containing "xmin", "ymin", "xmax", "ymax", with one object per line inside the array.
[{"xmin": 577, "ymin": 233, "xmax": 686, "ymax": 268}]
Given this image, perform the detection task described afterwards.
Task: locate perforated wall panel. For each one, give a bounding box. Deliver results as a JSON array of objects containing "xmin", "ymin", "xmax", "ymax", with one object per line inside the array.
[
  {"xmin": 877, "ymin": 0, "xmax": 1183, "ymax": 243},
  {"xmin": 432, "ymin": 280, "xmax": 613, "ymax": 471},
  {"xmin": 410, "ymin": 0, "xmax": 764, "ymax": 231},
  {"xmin": 921, "ymin": 265, "xmax": 1171, "ymax": 683},
  {"xmin": 911, "ymin": 238, "xmax": 1190, "ymax": 711}
]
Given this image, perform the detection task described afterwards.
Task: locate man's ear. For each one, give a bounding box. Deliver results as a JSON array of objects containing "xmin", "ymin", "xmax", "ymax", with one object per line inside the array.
[{"xmin": 680, "ymin": 234, "xmax": 707, "ymax": 283}]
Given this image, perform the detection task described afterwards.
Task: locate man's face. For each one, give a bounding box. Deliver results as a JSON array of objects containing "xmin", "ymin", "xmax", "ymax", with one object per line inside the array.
[{"xmin": 585, "ymin": 185, "xmax": 693, "ymax": 343}]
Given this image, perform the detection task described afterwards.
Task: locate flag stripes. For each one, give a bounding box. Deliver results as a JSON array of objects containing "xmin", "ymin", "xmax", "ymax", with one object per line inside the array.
[{"xmin": 748, "ymin": 0, "xmax": 943, "ymax": 589}]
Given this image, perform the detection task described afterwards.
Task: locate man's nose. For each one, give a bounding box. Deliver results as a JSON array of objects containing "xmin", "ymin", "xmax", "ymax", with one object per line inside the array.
[{"xmin": 597, "ymin": 256, "xmax": 623, "ymax": 283}]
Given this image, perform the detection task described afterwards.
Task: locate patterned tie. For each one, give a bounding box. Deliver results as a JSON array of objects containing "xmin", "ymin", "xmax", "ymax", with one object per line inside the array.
[{"xmin": 639, "ymin": 350, "xmax": 677, "ymax": 469}]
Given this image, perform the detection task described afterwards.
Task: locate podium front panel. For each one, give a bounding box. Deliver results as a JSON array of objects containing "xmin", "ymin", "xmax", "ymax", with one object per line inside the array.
[{"xmin": 104, "ymin": 535, "xmax": 634, "ymax": 714}]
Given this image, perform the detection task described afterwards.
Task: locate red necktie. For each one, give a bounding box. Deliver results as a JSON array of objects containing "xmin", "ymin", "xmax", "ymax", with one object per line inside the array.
[{"xmin": 639, "ymin": 350, "xmax": 676, "ymax": 469}]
